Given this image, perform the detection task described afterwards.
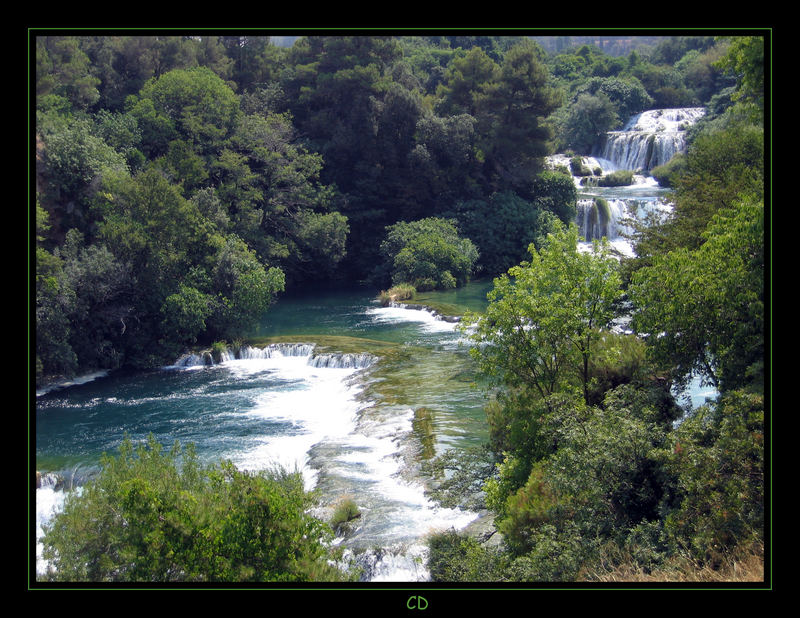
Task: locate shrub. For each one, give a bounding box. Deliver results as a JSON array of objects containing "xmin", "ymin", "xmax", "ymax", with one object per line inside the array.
[
  {"xmin": 330, "ymin": 497, "xmax": 361, "ymax": 535},
  {"xmin": 40, "ymin": 435, "xmax": 351, "ymax": 582},
  {"xmin": 210, "ymin": 340, "xmax": 228, "ymax": 363},
  {"xmin": 378, "ymin": 284, "xmax": 416, "ymax": 306},
  {"xmin": 427, "ymin": 530, "xmax": 505, "ymax": 582},
  {"xmin": 597, "ymin": 170, "xmax": 635, "ymax": 187},
  {"xmin": 661, "ymin": 390, "xmax": 764, "ymax": 565},
  {"xmin": 569, "ymin": 156, "xmax": 592, "ymax": 176},
  {"xmin": 650, "ymin": 153, "xmax": 687, "ymax": 188},
  {"xmin": 445, "ymin": 190, "xmax": 568, "ymax": 276},
  {"xmin": 379, "ymin": 217, "xmax": 478, "ymax": 291}
]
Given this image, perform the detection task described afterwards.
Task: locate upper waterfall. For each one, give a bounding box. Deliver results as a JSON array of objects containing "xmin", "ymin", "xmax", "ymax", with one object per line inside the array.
[{"xmin": 595, "ymin": 107, "xmax": 706, "ymax": 172}]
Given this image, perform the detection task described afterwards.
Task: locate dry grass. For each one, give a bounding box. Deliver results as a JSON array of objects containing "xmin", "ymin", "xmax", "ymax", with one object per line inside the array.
[{"xmin": 580, "ymin": 542, "xmax": 765, "ymax": 584}]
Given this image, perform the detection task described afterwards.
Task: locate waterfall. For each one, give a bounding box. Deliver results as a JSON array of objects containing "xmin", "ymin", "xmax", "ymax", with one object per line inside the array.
[
  {"xmin": 545, "ymin": 108, "xmax": 704, "ymax": 253},
  {"xmin": 173, "ymin": 343, "xmax": 375, "ymax": 370},
  {"xmin": 576, "ymin": 198, "xmax": 631, "ymax": 242},
  {"xmin": 575, "ymin": 197, "xmax": 673, "ymax": 251},
  {"xmin": 596, "ymin": 107, "xmax": 706, "ymax": 172},
  {"xmin": 308, "ymin": 353, "xmax": 376, "ymax": 369}
]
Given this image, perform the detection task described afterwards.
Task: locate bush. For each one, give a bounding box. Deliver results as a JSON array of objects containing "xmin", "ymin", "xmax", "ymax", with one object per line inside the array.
[
  {"xmin": 569, "ymin": 156, "xmax": 593, "ymax": 176},
  {"xmin": 650, "ymin": 153, "xmax": 686, "ymax": 188},
  {"xmin": 661, "ymin": 390, "xmax": 765, "ymax": 564},
  {"xmin": 330, "ymin": 497, "xmax": 361, "ymax": 535},
  {"xmin": 445, "ymin": 190, "xmax": 567, "ymax": 276},
  {"xmin": 379, "ymin": 217, "xmax": 478, "ymax": 291},
  {"xmin": 427, "ymin": 530, "xmax": 505, "ymax": 582},
  {"xmin": 378, "ymin": 284, "xmax": 416, "ymax": 306},
  {"xmin": 40, "ymin": 435, "xmax": 352, "ymax": 583},
  {"xmin": 597, "ymin": 170, "xmax": 635, "ymax": 187}
]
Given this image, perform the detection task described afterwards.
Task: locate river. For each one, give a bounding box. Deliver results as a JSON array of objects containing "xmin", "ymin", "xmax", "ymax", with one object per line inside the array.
[
  {"xmin": 35, "ymin": 107, "xmax": 716, "ymax": 583},
  {"xmin": 34, "ymin": 282, "xmax": 494, "ymax": 582}
]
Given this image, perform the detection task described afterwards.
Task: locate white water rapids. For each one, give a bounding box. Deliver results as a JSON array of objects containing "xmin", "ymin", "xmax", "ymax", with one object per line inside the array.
[{"xmin": 35, "ymin": 303, "xmax": 480, "ymax": 582}]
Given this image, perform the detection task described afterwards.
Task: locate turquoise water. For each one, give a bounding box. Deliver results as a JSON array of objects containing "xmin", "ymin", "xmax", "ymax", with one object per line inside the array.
[{"xmin": 35, "ymin": 283, "xmax": 493, "ymax": 581}]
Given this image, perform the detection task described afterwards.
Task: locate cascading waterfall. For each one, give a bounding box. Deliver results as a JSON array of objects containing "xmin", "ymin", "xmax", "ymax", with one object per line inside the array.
[
  {"xmin": 174, "ymin": 342, "xmax": 375, "ymax": 370},
  {"xmin": 576, "ymin": 198, "xmax": 623, "ymax": 243},
  {"xmin": 547, "ymin": 107, "xmax": 706, "ymax": 253},
  {"xmin": 36, "ymin": 298, "xmax": 483, "ymax": 582},
  {"xmin": 595, "ymin": 107, "xmax": 706, "ymax": 172}
]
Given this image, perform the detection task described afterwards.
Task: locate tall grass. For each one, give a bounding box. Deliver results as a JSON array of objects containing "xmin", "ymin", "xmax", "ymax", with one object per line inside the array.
[
  {"xmin": 579, "ymin": 541, "xmax": 765, "ymax": 583},
  {"xmin": 378, "ymin": 284, "xmax": 416, "ymax": 306}
]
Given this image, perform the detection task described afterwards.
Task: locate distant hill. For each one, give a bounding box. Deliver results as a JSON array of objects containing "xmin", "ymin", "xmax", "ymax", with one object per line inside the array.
[
  {"xmin": 531, "ymin": 35, "xmax": 664, "ymax": 56},
  {"xmin": 270, "ymin": 34, "xmax": 664, "ymax": 55}
]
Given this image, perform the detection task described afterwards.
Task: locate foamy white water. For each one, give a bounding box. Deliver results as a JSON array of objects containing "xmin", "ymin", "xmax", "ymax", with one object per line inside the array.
[
  {"xmin": 36, "ymin": 314, "xmax": 479, "ymax": 582},
  {"xmin": 366, "ymin": 304, "xmax": 459, "ymax": 333},
  {"xmin": 36, "ymin": 484, "xmax": 71, "ymax": 577}
]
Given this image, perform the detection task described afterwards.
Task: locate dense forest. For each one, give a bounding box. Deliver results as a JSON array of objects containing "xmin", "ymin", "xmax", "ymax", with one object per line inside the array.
[{"xmin": 33, "ymin": 32, "xmax": 767, "ymax": 584}]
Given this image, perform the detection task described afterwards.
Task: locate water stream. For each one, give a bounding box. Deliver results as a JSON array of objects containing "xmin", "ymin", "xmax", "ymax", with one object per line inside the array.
[
  {"xmin": 34, "ymin": 107, "xmax": 711, "ymax": 583},
  {"xmin": 34, "ymin": 285, "xmax": 493, "ymax": 582}
]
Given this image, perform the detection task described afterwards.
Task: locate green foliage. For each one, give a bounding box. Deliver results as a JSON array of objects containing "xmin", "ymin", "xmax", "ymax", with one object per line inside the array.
[
  {"xmin": 128, "ymin": 67, "xmax": 240, "ymax": 157},
  {"xmin": 596, "ymin": 170, "xmax": 634, "ymax": 187},
  {"xmin": 569, "ymin": 156, "xmax": 593, "ymax": 176},
  {"xmin": 35, "ymin": 228, "xmax": 132, "ymax": 378},
  {"xmin": 207, "ymin": 236, "xmax": 286, "ymax": 339},
  {"xmin": 529, "ymin": 169, "xmax": 578, "ymax": 225},
  {"xmin": 378, "ymin": 283, "xmax": 416, "ymax": 306},
  {"xmin": 714, "ymin": 36, "xmax": 765, "ymax": 118},
  {"xmin": 660, "ymin": 390, "xmax": 764, "ymax": 563},
  {"xmin": 427, "ymin": 530, "xmax": 507, "ymax": 582},
  {"xmin": 495, "ymin": 461, "xmax": 561, "ymax": 554},
  {"xmin": 558, "ymin": 92, "xmax": 619, "ymax": 153},
  {"xmin": 578, "ymin": 75, "xmax": 654, "ymax": 120},
  {"xmin": 463, "ymin": 223, "xmax": 623, "ymax": 406},
  {"xmin": 37, "ymin": 111, "xmax": 130, "ymax": 223},
  {"xmin": 445, "ymin": 190, "xmax": 563, "ymax": 276},
  {"xmin": 36, "ymin": 36, "xmax": 101, "ymax": 110},
  {"xmin": 40, "ymin": 435, "xmax": 352, "ymax": 582},
  {"xmin": 423, "ymin": 445, "xmax": 498, "ymax": 511},
  {"xmin": 630, "ymin": 120, "xmax": 763, "ymax": 268},
  {"xmin": 379, "ymin": 217, "xmax": 478, "ymax": 290},
  {"xmin": 650, "ymin": 153, "xmax": 686, "ymax": 188},
  {"xmin": 330, "ymin": 498, "xmax": 361, "ymax": 535},
  {"xmin": 630, "ymin": 197, "xmax": 764, "ymax": 392}
]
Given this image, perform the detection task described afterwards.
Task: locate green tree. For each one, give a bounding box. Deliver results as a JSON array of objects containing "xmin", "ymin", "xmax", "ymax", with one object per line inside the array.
[
  {"xmin": 660, "ymin": 390, "xmax": 764, "ymax": 563},
  {"xmin": 629, "ymin": 197, "xmax": 764, "ymax": 393},
  {"xmin": 444, "ymin": 191, "xmax": 561, "ymax": 276},
  {"xmin": 437, "ymin": 41, "xmax": 561, "ymax": 192},
  {"xmin": 435, "ymin": 46, "xmax": 500, "ymax": 118},
  {"xmin": 484, "ymin": 39, "xmax": 562, "ymax": 190},
  {"xmin": 529, "ymin": 169, "xmax": 578, "ymax": 225},
  {"xmin": 463, "ymin": 224, "xmax": 623, "ymax": 408},
  {"xmin": 36, "ymin": 36, "xmax": 101, "ymax": 110},
  {"xmin": 40, "ymin": 436, "xmax": 352, "ymax": 582},
  {"xmin": 127, "ymin": 66, "xmax": 240, "ymax": 158},
  {"xmin": 207, "ymin": 236, "xmax": 286, "ymax": 339},
  {"xmin": 557, "ymin": 92, "xmax": 619, "ymax": 154},
  {"xmin": 36, "ymin": 111, "xmax": 130, "ymax": 236},
  {"xmin": 93, "ymin": 168, "xmax": 218, "ymax": 365},
  {"xmin": 578, "ymin": 75, "xmax": 654, "ymax": 120},
  {"xmin": 218, "ymin": 110, "xmax": 347, "ymax": 282},
  {"xmin": 629, "ymin": 121, "xmax": 763, "ymax": 269},
  {"xmin": 378, "ymin": 217, "xmax": 478, "ymax": 290},
  {"xmin": 715, "ymin": 36, "xmax": 765, "ymax": 118}
]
